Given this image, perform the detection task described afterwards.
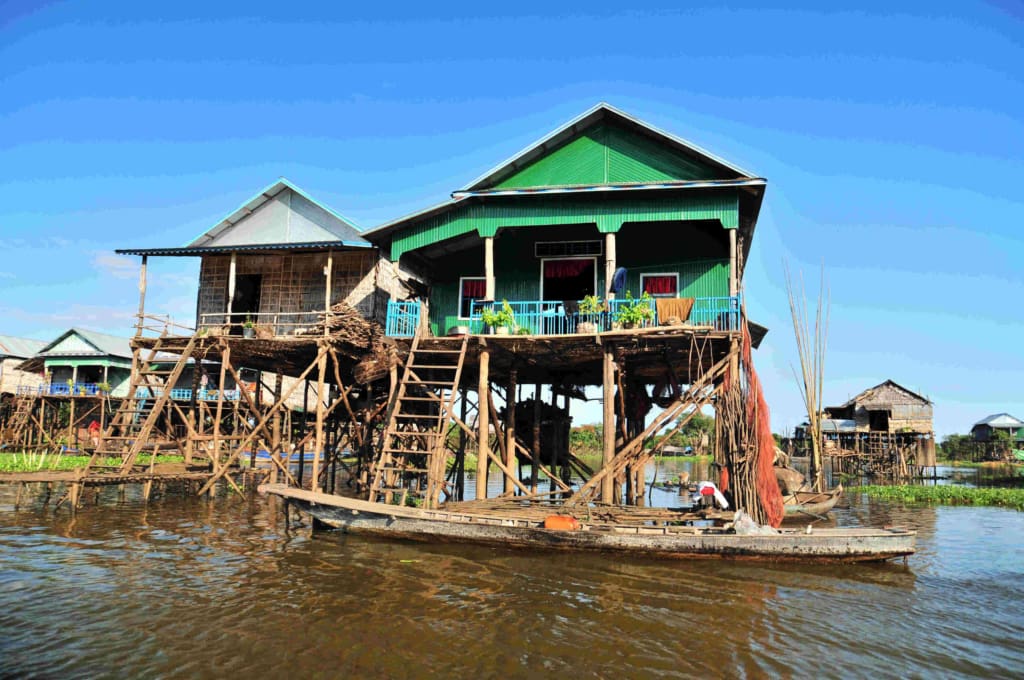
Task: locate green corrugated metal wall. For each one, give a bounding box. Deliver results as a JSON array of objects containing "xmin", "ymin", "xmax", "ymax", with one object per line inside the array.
[
  {"xmin": 494, "ymin": 124, "xmax": 720, "ymax": 189},
  {"xmin": 391, "ymin": 192, "xmax": 738, "ymax": 261}
]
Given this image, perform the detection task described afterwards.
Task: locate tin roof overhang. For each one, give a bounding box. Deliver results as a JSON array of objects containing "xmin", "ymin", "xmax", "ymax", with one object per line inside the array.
[{"xmin": 116, "ymin": 240, "xmax": 373, "ymax": 257}]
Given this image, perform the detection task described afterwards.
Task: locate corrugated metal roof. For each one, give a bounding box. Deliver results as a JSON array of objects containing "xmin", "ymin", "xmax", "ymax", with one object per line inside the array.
[
  {"xmin": 461, "ymin": 103, "xmax": 756, "ymax": 192},
  {"xmin": 452, "ymin": 178, "xmax": 765, "ymax": 199},
  {"xmin": 973, "ymin": 413, "xmax": 1024, "ymax": 428},
  {"xmin": 116, "ymin": 240, "xmax": 371, "ymax": 257},
  {"xmin": 120, "ymin": 179, "xmax": 371, "ymax": 256},
  {"xmin": 0, "ymin": 335, "xmax": 47, "ymax": 359},
  {"xmin": 35, "ymin": 328, "xmax": 133, "ymax": 359}
]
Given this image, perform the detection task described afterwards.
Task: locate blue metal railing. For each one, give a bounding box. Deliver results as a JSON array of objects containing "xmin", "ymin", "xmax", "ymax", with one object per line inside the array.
[
  {"xmin": 386, "ymin": 300, "xmax": 421, "ymax": 337},
  {"xmin": 382, "ymin": 295, "xmax": 740, "ymax": 337},
  {"xmin": 134, "ymin": 386, "xmax": 240, "ymax": 401},
  {"xmin": 17, "ymin": 383, "xmax": 109, "ymax": 396},
  {"xmin": 690, "ymin": 295, "xmax": 741, "ymax": 331}
]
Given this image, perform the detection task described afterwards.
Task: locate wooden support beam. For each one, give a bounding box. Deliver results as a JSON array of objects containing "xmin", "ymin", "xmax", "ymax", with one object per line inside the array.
[
  {"xmin": 476, "ymin": 347, "xmax": 490, "ymax": 501},
  {"xmin": 531, "ymin": 383, "xmax": 541, "ymax": 494},
  {"xmin": 312, "ymin": 346, "xmax": 328, "ymax": 492},
  {"xmin": 197, "ymin": 345, "xmax": 329, "ymax": 495},
  {"xmin": 605, "ymin": 231, "xmax": 617, "ymax": 300},
  {"xmin": 324, "ymin": 250, "xmax": 333, "ymax": 336},
  {"xmin": 136, "ymin": 255, "xmax": 148, "ymax": 335},
  {"xmin": 484, "ymin": 236, "xmax": 495, "ymax": 301},
  {"xmin": 504, "ymin": 370, "xmax": 517, "ymax": 495},
  {"xmin": 729, "ymin": 229, "xmax": 738, "ymax": 296},
  {"xmin": 227, "ymin": 251, "xmax": 237, "ymax": 325},
  {"xmin": 601, "ymin": 345, "xmax": 616, "ymax": 504}
]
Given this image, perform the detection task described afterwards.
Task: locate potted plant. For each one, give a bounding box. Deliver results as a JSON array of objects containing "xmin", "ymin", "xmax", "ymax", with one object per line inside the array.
[
  {"xmin": 614, "ymin": 291, "xmax": 654, "ymax": 329},
  {"xmin": 242, "ymin": 316, "xmax": 256, "ymax": 338},
  {"xmin": 97, "ymin": 381, "xmax": 111, "ymax": 394},
  {"xmin": 577, "ymin": 294, "xmax": 604, "ymax": 334},
  {"xmin": 480, "ymin": 300, "xmax": 516, "ymax": 335}
]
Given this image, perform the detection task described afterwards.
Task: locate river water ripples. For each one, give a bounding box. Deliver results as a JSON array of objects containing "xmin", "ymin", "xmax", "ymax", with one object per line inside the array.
[{"xmin": 1, "ymin": 477, "xmax": 1022, "ymax": 679}]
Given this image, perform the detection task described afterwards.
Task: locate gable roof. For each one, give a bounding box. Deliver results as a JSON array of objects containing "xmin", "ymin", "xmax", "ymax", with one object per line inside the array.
[
  {"xmin": 0, "ymin": 335, "xmax": 47, "ymax": 359},
  {"xmin": 973, "ymin": 413, "xmax": 1024, "ymax": 429},
  {"xmin": 35, "ymin": 328, "xmax": 132, "ymax": 359},
  {"xmin": 835, "ymin": 380, "xmax": 932, "ymax": 409},
  {"xmin": 118, "ymin": 178, "xmax": 372, "ymax": 257},
  {"xmin": 461, "ymin": 102, "xmax": 756, "ymax": 192}
]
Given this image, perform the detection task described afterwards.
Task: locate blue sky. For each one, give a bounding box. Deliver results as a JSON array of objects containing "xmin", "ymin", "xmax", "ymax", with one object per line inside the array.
[{"xmin": 1, "ymin": 1, "xmax": 1022, "ymax": 436}]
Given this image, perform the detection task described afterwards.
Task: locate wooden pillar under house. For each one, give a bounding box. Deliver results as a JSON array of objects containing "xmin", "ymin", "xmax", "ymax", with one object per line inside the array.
[
  {"xmin": 272, "ymin": 370, "xmax": 283, "ymax": 462},
  {"xmin": 212, "ymin": 344, "xmax": 230, "ymax": 496},
  {"xmin": 504, "ymin": 370, "xmax": 517, "ymax": 495},
  {"xmin": 531, "ymin": 384, "xmax": 542, "ymax": 494},
  {"xmin": 601, "ymin": 345, "xmax": 616, "ymax": 504},
  {"xmin": 324, "ymin": 250, "xmax": 333, "ymax": 336},
  {"xmin": 476, "ymin": 347, "xmax": 490, "ymax": 501},
  {"xmin": 137, "ymin": 255, "xmax": 148, "ymax": 335},
  {"xmin": 312, "ymin": 349, "xmax": 328, "ymax": 492},
  {"xmin": 226, "ymin": 251, "xmax": 237, "ymax": 326}
]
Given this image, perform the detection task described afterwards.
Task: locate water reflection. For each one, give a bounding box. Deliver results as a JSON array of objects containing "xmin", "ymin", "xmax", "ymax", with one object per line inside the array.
[{"xmin": 0, "ymin": 482, "xmax": 1022, "ymax": 678}]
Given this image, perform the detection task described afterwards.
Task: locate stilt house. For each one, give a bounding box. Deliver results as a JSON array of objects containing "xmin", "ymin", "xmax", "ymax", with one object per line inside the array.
[
  {"xmin": 0, "ymin": 335, "xmax": 46, "ymax": 395},
  {"xmin": 18, "ymin": 328, "xmax": 133, "ymax": 397}
]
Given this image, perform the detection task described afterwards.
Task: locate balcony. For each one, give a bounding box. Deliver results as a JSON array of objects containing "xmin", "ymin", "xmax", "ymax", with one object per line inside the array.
[
  {"xmin": 17, "ymin": 383, "xmax": 109, "ymax": 397},
  {"xmin": 385, "ymin": 296, "xmax": 740, "ymax": 338}
]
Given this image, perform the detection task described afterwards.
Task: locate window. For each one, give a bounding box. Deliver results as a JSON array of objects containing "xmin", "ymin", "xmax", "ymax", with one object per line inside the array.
[
  {"xmin": 640, "ymin": 273, "xmax": 679, "ymax": 298},
  {"xmin": 459, "ymin": 277, "xmax": 486, "ymax": 318}
]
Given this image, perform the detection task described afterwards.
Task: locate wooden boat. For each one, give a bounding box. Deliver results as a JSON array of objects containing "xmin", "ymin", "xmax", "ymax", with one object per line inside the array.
[
  {"xmin": 783, "ymin": 484, "xmax": 843, "ymax": 517},
  {"xmin": 259, "ymin": 483, "xmax": 915, "ymax": 563}
]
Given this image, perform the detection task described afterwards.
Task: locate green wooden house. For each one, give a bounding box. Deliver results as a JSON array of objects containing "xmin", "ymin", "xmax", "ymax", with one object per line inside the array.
[
  {"xmin": 366, "ymin": 103, "xmax": 765, "ymax": 337},
  {"xmin": 18, "ymin": 328, "xmax": 133, "ymax": 397}
]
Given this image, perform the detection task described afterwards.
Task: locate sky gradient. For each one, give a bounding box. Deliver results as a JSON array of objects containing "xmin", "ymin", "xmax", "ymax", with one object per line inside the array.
[{"xmin": 1, "ymin": 1, "xmax": 1022, "ymax": 436}]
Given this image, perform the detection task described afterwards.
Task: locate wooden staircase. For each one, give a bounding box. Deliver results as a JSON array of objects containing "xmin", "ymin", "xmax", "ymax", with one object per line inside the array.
[
  {"xmin": 89, "ymin": 333, "xmax": 198, "ymax": 474},
  {"xmin": 368, "ymin": 332, "xmax": 468, "ymax": 508},
  {"xmin": 3, "ymin": 394, "xmax": 36, "ymax": 447}
]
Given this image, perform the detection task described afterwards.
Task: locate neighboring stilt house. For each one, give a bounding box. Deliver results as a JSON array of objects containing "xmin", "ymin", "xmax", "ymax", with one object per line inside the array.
[
  {"xmin": 18, "ymin": 328, "xmax": 133, "ymax": 397},
  {"xmin": 0, "ymin": 335, "xmax": 46, "ymax": 395}
]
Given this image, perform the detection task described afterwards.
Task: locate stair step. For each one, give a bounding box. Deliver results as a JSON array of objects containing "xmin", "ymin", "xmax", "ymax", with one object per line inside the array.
[
  {"xmin": 410, "ymin": 364, "xmax": 459, "ymax": 370},
  {"xmin": 407, "ymin": 380, "xmax": 457, "ymax": 386}
]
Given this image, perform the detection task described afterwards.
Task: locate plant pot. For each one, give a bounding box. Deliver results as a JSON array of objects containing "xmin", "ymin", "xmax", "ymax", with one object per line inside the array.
[
  {"xmin": 577, "ymin": 321, "xmax": 597, "ymax": 334},
  {"xmin": 242, "ymin": 327, "xmax": 255, "ymax": 339},
  {"xmin": 493, "ymin": 326, "xmax": 510, "ymax": 335}
]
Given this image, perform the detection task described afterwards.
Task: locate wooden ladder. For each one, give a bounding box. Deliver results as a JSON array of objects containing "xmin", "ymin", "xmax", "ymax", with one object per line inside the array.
[
  {"xmin": 88, "ymin": 332, "xmax": 198, "ymax": 475},
  {"xmin": 4, "ymin": 394, "xmax": 37, "ymax": 447},
  {"xmin": 368, "ymin": 331, "xmax": 468, "ymax": 508}
]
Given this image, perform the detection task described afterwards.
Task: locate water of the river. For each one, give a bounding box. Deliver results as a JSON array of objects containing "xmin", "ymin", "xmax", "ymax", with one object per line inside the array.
[{"xmin": 1, "ymin": 465, "xmax": 1023, "ymax": 679}]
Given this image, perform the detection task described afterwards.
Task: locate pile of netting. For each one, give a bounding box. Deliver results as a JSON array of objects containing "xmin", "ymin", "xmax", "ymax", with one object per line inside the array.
[{"xmin": 715, "ymin": 315, "xmax": 784, "ymax": 527}]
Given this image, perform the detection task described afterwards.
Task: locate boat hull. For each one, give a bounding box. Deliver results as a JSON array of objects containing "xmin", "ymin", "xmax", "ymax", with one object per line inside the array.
[{"xmin": 261, "ymin": 485, "xmax": 915, "ymax": 563}]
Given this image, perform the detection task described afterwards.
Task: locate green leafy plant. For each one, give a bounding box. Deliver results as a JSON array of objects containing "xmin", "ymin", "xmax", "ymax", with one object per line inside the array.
[
  {"xmin": 97, "ymin": 382, "xmax": 111, "ymax": 393},
  {"xmin": 480, "ymin": 300, "xmax": 516, "ymax": 330},
  {"xmin": 578, "ymin": 294, "xmax": 604, "ymax": 317},
  {"xmin": 243, "ymin": 316, "xmax": 255, "ymax": 329},
  {"xmin": 614, "ymin": 291, "xmax": 654, "ymax": 327}
]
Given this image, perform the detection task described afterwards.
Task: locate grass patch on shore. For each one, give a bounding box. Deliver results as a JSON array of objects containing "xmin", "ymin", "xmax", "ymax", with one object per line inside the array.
[
  {"xmin": 0, "ymin": 452, "xmax": 185, "ymax": 473},
  {"xmin": 849, "ymin": 485, "xmax": 1024, "ymax": 511}
]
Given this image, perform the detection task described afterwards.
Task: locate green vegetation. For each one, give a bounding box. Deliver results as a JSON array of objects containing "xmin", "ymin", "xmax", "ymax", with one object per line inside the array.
[
  {"xmin": 480, "ymin": 300, "xmax": 516, "ymax": 330},
  {"xmin": 0, "ymin": 452, "xmax": 185, "ymax": 473},
  {"xmin": 850, "ymin": 484, "xmax": 1024, "ymax": 511},
  {"xmin": 614, "ymin": 291, "xmax": 654, "ymax": 327}
]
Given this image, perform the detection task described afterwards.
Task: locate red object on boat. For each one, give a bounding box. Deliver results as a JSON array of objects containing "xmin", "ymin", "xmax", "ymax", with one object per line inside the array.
[
  {"xmin": 700, "ymin": 486, "xmax": 716, "ymax": 496},
  {"xmin": 544, "ymin": 515, "xmax": 581, "ymax": 531}
]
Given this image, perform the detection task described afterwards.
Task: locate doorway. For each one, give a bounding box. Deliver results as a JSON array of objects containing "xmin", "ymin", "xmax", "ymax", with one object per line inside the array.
[
  {"xmin": 230, "ymin": 274, "xmax": 262, "ymax": 335},
  {"xmin": 540, "ymin": 258, "xmax": 596, "ymax": 302}
]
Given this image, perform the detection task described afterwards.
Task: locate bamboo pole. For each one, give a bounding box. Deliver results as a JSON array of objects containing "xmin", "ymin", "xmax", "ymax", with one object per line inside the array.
[
  {"xmin": 227, "ymin": 251, "xmax": 236, "ymax": 326},
  {"xmin": 312, "ymin": 347, "xmax": 328, "ymax": 492},
  {"xmin": 476, "ymin": 346, "xmax": 490, "ymax": 500},
  {"xmin": 601, "ymin": 345, "xmax": 616, "ymax": 504},
  {"xmin": 137, "ymin": 255, "xmax": 148, "ymax": 335},
  {"xmin": 531, "ymin": 383, "xmax": 541, "ymax": 494},
  {"xmin": 324, "ymin": 250, "xmax": 333, "ymax": 336},
  {"xmin": 504, "ymin": 370, "xmax": 517, "ymax": 495},
  {"xmin": 605, "ymin": 231, "xmax": 617, "ymax": 299}
]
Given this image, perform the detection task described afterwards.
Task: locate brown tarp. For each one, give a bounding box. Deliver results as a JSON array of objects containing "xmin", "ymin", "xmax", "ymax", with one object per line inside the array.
[{"xmin": 655, "ymin": 297, "xmax": 695, "ymax": 324}]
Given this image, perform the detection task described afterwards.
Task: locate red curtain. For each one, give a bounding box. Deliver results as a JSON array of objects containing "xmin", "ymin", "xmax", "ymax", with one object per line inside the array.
[
  {"xmin": 544, "ymin": 260, "xmax": 591, "ymax": 279},
  {"xmin": 462, "ymin": 279, "xmax": 486, "ymax": 298},
  {"xmin": 643, "ymin": 276, "xmax": 677, "ymax": 295}
]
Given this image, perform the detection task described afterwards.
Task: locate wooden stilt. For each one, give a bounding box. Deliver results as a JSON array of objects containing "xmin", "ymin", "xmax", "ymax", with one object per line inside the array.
[
  {"xmin": 602, "ymin": 345, "xmax": 616, "ymax": 504},
  {"xmin": 476, "ymin": 346, "xmax": 490, "ymax": 501},
  {"xmin": 312, "ymin": 346, "xmax": 328, "ymax": 493},
  {"xmin": 504, "ymin": 370, "xmax": 517, "ymax": 495},
  {"xmin": 531, "ymin": 384, "xmax": 541, "ymax": 494}
]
